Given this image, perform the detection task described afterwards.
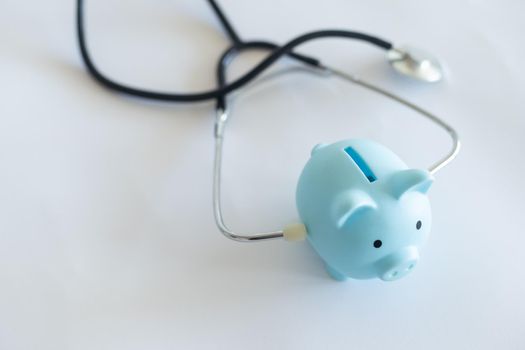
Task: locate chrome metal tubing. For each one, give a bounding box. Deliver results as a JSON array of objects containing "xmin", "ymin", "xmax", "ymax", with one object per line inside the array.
[
  {"xmin": 212, "ymin": 66, "xmax": 460, "ymax": 242},
  {"xmin": 323, "ymin": 66, "xmax": 460, "ymax": 175},
  {"xmin": 213, "ymin": 108, "xmax": 284, "ymax": 242}
]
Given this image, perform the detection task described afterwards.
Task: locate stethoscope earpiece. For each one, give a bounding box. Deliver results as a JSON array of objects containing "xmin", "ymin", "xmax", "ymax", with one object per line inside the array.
[{"xmin": 387, "ymin": 46, "xmax": 444, "ymax": 83}]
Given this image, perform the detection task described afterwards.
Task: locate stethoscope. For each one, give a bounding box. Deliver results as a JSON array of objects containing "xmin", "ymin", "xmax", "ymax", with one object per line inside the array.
[{"xmin": 77, "ymin": 0, "xmax": 460, "ymax": 281}]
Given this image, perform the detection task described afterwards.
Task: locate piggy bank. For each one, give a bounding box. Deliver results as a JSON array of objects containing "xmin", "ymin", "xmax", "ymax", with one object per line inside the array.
[{"xmin": 295, "ymin": 139, "xmax": 434, "ymax": 281}]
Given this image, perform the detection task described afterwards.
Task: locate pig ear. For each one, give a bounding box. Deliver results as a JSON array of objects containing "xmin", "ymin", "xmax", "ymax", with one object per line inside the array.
[
  {"xmin": 311, "ymin": 143, "xmax": 327, "ymax": 156},
  {"xmin": 386, "ymin": 169, "xmax": 434, "ymax": 199},
  {"xmin": 332, "ymin": 190, "xmax": 377, "ymax": 229}
]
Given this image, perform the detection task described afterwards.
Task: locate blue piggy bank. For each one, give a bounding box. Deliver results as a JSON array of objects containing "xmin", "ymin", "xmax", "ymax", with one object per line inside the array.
[{"xmin": 295, "ymin": 139, "xmax": 434, "ymax": 281}]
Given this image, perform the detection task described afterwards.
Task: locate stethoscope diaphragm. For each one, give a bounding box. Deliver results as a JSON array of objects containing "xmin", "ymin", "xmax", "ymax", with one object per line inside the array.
[{"xmin": 387, "ymin": 46, "xmax": 444, "ymax": 83}]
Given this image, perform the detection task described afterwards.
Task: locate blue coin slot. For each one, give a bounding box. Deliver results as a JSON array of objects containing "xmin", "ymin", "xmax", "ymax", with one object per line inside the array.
[{"xmin": 344, "ymin": 147, "xmax": 377, "ymax": 183}]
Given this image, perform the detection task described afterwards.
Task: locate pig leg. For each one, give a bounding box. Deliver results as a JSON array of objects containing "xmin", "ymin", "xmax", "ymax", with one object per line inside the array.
[{"xmin": 325, "ymin": 263, "xmax": 347, "ymax": 281}]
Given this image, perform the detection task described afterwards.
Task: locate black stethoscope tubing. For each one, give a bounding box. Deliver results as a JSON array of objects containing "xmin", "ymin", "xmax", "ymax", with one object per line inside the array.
[{"xmin": 76, "ymin": 0, "xmax": 392, "ymax": 107}]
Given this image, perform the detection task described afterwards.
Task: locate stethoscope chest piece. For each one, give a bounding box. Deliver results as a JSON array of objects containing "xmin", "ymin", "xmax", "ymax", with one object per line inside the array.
[{"xmin": 387, "ymin": 46, "xmax": 444, "ymax": 83}]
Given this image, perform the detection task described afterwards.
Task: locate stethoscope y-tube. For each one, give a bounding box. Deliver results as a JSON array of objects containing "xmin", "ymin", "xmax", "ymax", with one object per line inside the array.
[{"xmin": 76, "ymin": 0, "xmax": 392, "ymax": 103}]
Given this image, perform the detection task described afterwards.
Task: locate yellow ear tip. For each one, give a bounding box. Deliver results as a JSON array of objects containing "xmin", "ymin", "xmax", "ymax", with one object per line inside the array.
[{"xmin": 283, "ymin": 223, "xmax": 307, "ymax": 242}]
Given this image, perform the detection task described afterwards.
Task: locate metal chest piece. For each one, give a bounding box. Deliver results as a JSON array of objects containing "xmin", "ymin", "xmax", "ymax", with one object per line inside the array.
[{"xmin": 387, "ymin": 46, "xmax": 444, "ymax": 83}]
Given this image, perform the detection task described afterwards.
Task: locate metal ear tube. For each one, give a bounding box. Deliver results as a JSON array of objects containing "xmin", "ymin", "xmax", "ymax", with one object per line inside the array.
[{"xmin": 212, "ymin": 61, "xmax": 460, "ymax": 281}]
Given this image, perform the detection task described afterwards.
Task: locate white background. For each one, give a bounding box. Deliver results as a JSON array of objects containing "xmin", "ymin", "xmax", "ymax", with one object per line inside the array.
[{"xmin": 1, "ymin": 0, "xmax": 524, "ymax": 349}]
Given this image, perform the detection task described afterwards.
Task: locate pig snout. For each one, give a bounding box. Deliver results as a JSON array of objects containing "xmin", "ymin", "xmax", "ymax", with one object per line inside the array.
[{"xmin": 376, "ymin": 246, "xmax": 420, "ymax": 281}]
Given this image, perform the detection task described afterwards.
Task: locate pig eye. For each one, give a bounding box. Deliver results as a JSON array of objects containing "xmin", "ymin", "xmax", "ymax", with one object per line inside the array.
[
  {"xmin": 373, "ymin": 240, "xmax": 382, "ymax": 248},
  {"xmin": 416, "ymin": 220, "xmax": 422, "ymax": 230}
]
